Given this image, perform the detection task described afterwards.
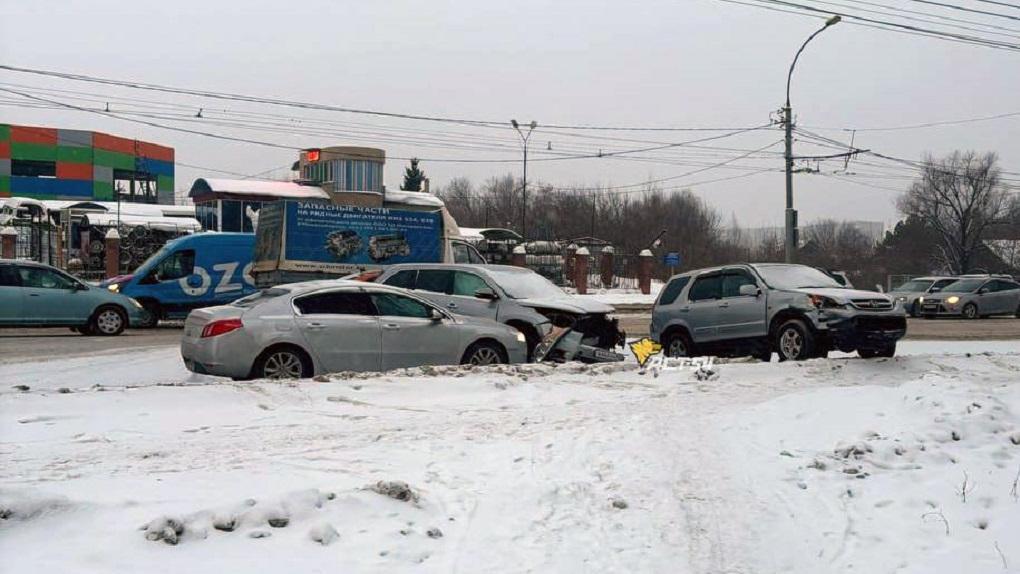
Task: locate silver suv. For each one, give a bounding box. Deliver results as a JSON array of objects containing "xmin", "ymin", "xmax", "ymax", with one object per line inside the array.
[
  {"xmin": 374, "ymin": 263, "xmax": 625, "ymax": 361},
  {"xmin": 650, "ymin": 263, "xmax": 907, "ymax": 361}
]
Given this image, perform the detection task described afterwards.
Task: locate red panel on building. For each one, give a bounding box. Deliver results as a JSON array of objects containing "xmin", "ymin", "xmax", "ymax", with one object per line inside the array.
[
  {"xmin": 136, "ymin": 141, "xmax": 175, "ymax": 162},
  {"xmin": 0, "ymin": 141, "xmax": 9, "ymax": 159},
  {"xmin": 10, "ymin": 125, "xmax": 58, "ymax": 145},
  {"xmin": 92, "ymin": 132, "xmax": 137, "ymax": 155},
  {"xmin": 56, "ymin": 162, "xmax": 93, "ymax": 180}
]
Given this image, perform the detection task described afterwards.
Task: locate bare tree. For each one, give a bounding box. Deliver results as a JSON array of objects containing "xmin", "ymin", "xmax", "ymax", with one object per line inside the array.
[{"xmin": 898, "ymin": 152, "xmax": 1011, "ymax": 274}]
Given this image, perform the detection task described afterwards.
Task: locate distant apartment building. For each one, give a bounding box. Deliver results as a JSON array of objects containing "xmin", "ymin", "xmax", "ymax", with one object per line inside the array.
[{"xmin": 0, "ymin": 123, "xmax": 175, "ymax": 204}]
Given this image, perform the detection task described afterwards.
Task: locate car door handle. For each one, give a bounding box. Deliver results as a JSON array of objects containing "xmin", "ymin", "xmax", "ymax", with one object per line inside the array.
[
  {"xmin": 383, "ymin": 323, "xmax": 400, "ymax": 330},
  {"xmin": 28, "ymin": 293, "xmax": 41, "ymax": 297},
  {"xmin": 306, "ymin": 322, "xmax": 326, "ymax": 331},
  {"xmin": 678, "ymin": 306, "xmax": 690, "ymax": 312},
  {"xmin": 718, "ymin": 302, "xmax": 729, "ymax": 308}
]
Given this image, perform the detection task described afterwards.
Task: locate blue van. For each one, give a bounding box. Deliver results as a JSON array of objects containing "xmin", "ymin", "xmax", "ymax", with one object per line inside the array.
[{"xmin": 102, "ymin": 233, "xmax": 257, "ymax": 327}]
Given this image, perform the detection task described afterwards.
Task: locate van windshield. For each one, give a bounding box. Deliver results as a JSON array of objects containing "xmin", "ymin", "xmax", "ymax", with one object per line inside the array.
[{"xmin": 135, "ymin": 245, "xmax": 172, "ymax": 274}]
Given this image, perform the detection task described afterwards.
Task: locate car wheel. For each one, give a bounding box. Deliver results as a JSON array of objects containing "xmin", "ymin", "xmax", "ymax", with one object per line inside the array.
[
  {"xmin": 962, "ymin": 303, "xmax": 978, "ymax": 320},
  {"xmin": 663, "ymin": 331, "xmax": 694, "ymax": 358},
  {"xmin": 90, "ymin": 306, "xmax": 127, "ymax": 336},
  {"xmin": 775, "ymin": 319, "xmax": 815, "ymax": 361},
  {"xmin": 461, "ymin": 341, "xmax": 508, "ymax": 366},
  {"xmin": 254, "ymin": 346, "xmax": 312, "ymax": 380},
  {"xmin": 136, "ymin": 302, "xmax": 160, "ymax": 329}
]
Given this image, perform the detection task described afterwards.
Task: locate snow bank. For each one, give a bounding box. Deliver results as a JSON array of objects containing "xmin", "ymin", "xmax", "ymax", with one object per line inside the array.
[{"xmin": 2, "ymin": 349, "xmax": 1020, "ymax": 572}]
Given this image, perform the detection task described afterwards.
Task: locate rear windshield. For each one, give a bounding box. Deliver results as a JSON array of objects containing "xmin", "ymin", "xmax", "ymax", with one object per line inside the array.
[{"xmin": 232, "ymin": 288, "xmax": 289, "ymax": 307}]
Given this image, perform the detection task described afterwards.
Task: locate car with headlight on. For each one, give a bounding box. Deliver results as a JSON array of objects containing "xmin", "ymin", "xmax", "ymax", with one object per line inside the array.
[
  {"xmin": 373, "ymin": 263, "xmax": 626, "ymax": 362},
  {"xmin": 0, "ymin": 259, "xmax": 143, "ymax": 335},
  {"xmin": 650, "ymin": 263, "xmax": 907, "ymax": 361},
  {"xmin": 889, "ymin": 276, "xmax": 957, "ymax": 317},
  {"xmin": 180, "ymin": 280, "xmax": 528, "ymax": 380},
  {"xmin": 918, "ymin": 276, "xmax": 1020, "ymax": 319}
]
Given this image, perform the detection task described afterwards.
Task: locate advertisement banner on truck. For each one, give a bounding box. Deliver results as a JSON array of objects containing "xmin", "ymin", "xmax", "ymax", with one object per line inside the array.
[{"xmin": 254, "ymin": 201, "xmax": 443, "ymax": 274}]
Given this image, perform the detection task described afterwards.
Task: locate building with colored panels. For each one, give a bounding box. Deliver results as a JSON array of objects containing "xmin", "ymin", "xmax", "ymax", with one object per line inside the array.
[{"xmin": 0, "ymin": 123, "xmax": 175, "ymax": 204}]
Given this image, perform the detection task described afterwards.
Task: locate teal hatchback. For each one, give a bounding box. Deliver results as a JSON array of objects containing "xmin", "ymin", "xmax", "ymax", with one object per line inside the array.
[{"xmin": 0, "ymin": 259, "xmax": 144, "ymax": 336}]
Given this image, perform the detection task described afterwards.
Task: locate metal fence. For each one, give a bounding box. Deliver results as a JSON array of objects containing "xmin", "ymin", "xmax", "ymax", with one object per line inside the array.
[{"xmin": 9, "ymin": 222, "xmax": 60, "ymax": 266}]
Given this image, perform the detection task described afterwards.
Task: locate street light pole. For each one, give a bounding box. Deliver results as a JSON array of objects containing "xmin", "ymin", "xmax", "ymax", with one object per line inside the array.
[
  {"xmin": 783, "ymin": 14, "xmax": 840, "ymax": 263},
  {"xmin": 511, "ymin": 119, "xmax": 537, "ymax": 241}
]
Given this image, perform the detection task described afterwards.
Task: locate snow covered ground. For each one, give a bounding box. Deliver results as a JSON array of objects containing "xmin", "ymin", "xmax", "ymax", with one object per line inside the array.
[{"xmin": 3, "ymin": 346, "xmax": 1020, "ymax": 573}]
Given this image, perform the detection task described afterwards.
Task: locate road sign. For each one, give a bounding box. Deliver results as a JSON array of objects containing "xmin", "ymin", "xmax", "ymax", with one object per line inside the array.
[{"xmin": 663, "ymin": 252, "xmax": 681, "ymax": 267}]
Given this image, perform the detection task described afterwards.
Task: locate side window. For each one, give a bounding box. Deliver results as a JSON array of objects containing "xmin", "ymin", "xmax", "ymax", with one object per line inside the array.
[
  {"xmin": 17, "ymin": 267, "xmax": 76, "ymax": 290},
  {"xmin": 721, "ymin": 271, "xmax": 757, "ymax": 298},
  {"xmin": 294, "ymin": 291, "xmax": 375, "ymax": 315},
  {"xmin": 452, "ymin": 243, "xmax": 472, "ymax": 264},
  {"xmin": 152, "ymin": 249, "xmax": 195, "ymax": 282},
  {"xmin": 416, "ymin": 269, "xmax": 453, "ymax": 294},
  {"xmin": 1002, "ymin": 282, "xmax": 1020, "ymax": 292},
  {"xmin": 452, "ymin": 271, "xmax": 489, "ymax": 297},
  {"xmin": 0, "ymin": 265, "xmax": 20, "ymax": 287},
  {"xmin": 383, "ymin": 270, "xmax": 417, "ymax": 289},
  {"xmin": 688, "ymin": 274, "xmax": 722, "ymax": 301},
  {"xmin": 658, "ymin": 276, "xmax": 690, "ymax": 306},
  {"xmin": 371, "ymin": 293, "xmax": 431, "ymax": 318}
]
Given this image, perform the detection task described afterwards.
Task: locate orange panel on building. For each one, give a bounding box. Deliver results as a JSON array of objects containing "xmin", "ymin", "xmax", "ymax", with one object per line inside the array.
[
  {"xmin": 136, "ymin": 140, "xmax": 175, "ymax": 162},
  {"xmin": 92, "ymin": 132, "xmax": 137, "ymax": 155},
  {"xmin": 56, "ymin": 162, "xmax": 93, "ymax": 180},
  {"xmin": 0, "ymin": 141, "xmax": 10, "ymax": 159},
  {"xmin": 10, "ymin": 126, "xmax": 58, "ymax": 145}
]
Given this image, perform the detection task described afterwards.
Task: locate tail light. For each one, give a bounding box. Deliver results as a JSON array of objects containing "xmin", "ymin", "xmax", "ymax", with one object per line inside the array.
[{"xmin": 201, "ymin": 318, "xmax": 243, "ymax": 338}]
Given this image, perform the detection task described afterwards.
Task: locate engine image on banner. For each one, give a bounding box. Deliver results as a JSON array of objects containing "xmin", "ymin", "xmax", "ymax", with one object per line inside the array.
[{"xmin": 256, "ymin": 201, "xmax": 443, "ymax": 274}]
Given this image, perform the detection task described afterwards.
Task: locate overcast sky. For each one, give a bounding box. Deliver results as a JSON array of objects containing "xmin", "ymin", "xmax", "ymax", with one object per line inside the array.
[{"xmin": 2, "ymin": 0, "xmax": 1017, "ymax": 229}]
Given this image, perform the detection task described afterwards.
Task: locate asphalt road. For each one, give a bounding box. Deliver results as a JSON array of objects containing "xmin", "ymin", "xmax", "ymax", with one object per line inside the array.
[{"xmin": 2, "ymin": 316, "xmax": 1017, "ymax": 363}]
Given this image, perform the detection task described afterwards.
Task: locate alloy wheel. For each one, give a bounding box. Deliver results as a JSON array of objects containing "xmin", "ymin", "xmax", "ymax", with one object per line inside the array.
[
  {"xmin": 469, "ymin": 347, "xmax": 502, "ymax": 366},
  {"xmin": 96, "ymin": 310, "xmax": 123, "ymax": 335},
  {"xmin": 667, "ymin": 338, "xmax": 688, "ymax": 358},
  {"xmin": 263, "ymin": 351, "xmax": 304, "ymax": 379},
  {"xmin": 780, "ymin": 327, "xmax": 803, "ymax": 360}
]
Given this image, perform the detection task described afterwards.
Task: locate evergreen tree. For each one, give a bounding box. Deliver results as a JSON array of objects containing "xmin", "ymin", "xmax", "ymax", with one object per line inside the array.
[{"xmin": 401, "ymin": 158, "xmax": 426, "ymax": 192}]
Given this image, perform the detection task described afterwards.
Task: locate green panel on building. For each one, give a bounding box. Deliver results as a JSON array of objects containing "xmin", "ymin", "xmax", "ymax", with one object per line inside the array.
[
  {"xmin": 0, "ymin": 175, "xmax": 10, "ymax": 194},
  {"xmin": 10, "ymin": 141, "xmax": 57, "ymax": 162},
  {"xmin": 93, "ymin": 180, "xmax": 113, "ymax": 200},
  {"xmin": 93, "ymin": 148, "xmax": 135, "ymax": 170},
  {"xmin": 56, "ymin": 145, "xmax": 93, "ymax": 163},
  {"xmin": 0, "ymin": 124, "xmax": 10, "ymax": 141},
  {"xmin": 157, "ymin": 175, "xmax": 174, "ymax": 192}
]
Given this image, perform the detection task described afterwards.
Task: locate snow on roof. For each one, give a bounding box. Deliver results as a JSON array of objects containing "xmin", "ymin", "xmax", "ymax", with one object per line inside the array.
[
  {"xmin": 0, "ymin": 197, "xmax": 194, "ymax": 218},
  {"xmin": 81, "ymin": 212, "xmax": 202, "ymax": 232},
  {"xmin": 383, "ymin": 188, "xmax": 445, "ymax": 208},
  {"xmin": 457, "ymin": 227, "xmax": 523, "ymax": 241},
  {"xmin": 190, "ymin": 178, "xmax": 329, "ymax": 200}
]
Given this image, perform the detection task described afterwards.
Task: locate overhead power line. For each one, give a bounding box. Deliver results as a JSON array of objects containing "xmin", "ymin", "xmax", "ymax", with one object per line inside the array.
[
  {"xmin": 0, "ymin": 63, "xmax": 769, "ymax": 133},
  {"xmin": 903, "ymin": 0, "xmax": 1020, "ymax": 22},
  {"xmin": 716, "ymin": 0, "xmax": 1020, "ymax": 51},
  {"xmin": 802, "ymin": 109, "xmax": 1020, "ymax": 131}
]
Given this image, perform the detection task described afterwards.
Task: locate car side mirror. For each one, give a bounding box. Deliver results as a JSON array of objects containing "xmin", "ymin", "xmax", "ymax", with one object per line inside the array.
[
  {"xmin": 474, "ymin": 287, "xmax": 498, "ymax": 300},
  {"xmin": 738, "ymin": 284, "xmax": 760, "ymax": 297},
  {"xmin": 978, "ymin": 287, "xmax": 988, "ymax": 295},
  {"xmin": 74, "ymin": 282, "xmax": 88, "ymax": 291},
  {"xmin": 428, "ymin": 307, "xmax": 445, "ymax": 322}
]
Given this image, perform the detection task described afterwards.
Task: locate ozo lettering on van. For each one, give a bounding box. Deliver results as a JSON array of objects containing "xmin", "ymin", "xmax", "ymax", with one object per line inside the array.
[{"xmin": 179, "ymin": 262, "xmax": 257, "ymax": 297}]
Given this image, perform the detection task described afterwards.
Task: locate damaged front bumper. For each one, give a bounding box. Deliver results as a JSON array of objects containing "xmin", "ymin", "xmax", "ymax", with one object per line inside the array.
[{"xmin": 533, "ymin": 323, "xmax": 627, "ymax": 363}]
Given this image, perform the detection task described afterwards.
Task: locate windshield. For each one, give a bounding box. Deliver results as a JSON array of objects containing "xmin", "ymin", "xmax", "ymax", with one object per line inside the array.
[
  {"xmin": 940, "ymin": 279, "xmax": 984, "ymax": 293},
  {"xmin": 751, "ymin": 264, "xmax": 842, "ymax": 290},
  {"xmin": 135, "ymin": 244, "xmax": 172, "ymax": 274},
  {"xmin": 484, "ymin": 268, "xmax": 565, "ymax": 299},
  {"xmin": 892, "ymin": 280, "xmax": 933, "ymax": 292}
]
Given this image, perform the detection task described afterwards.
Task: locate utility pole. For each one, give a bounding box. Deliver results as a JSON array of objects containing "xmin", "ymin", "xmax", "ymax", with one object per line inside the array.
[
  {"xmin": 511, "ymin": 119, "xmax": 537, "ymax": 241},
  {"xmin": 783, "ymin": 14, "xmax": 840, "ymax": 263}
]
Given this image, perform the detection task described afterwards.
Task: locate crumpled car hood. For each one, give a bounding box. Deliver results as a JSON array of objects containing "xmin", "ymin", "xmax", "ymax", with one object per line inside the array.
[{"xmin": 515, "ymin": 296, "xmax": 615, "ymax": 315}]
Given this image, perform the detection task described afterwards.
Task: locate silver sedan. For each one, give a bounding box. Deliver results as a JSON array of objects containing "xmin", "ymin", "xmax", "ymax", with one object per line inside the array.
[{"xmin": 181, "ymin": 280, "xmax": 528, "ymax": 379}]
